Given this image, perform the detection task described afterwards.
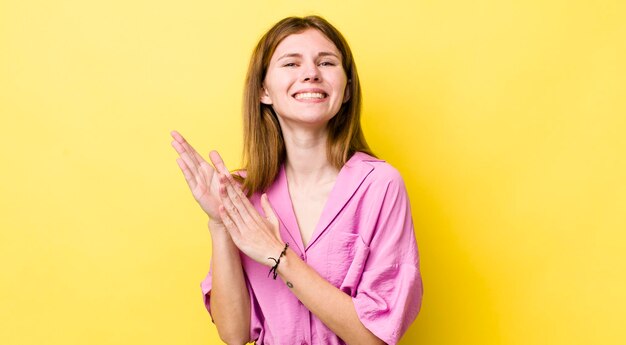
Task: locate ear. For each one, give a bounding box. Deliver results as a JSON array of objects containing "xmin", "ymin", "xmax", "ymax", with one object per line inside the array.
[
  {"xmin": 342, "ymin": 79, "xmax": 351, "ymax": 103},
  {"xmin": 260, "ymin": 86, "xmax": 273, "ymax": 105}
]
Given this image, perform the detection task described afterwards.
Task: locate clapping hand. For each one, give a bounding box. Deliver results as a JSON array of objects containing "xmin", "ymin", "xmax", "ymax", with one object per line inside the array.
[
  {"xmin": 170, "ymin": 130, "xmax": 285, "ymax": 265},
  {"xmin": 170, "ymin": 130, "xmax": 229, "ymax": 225},
  {"xmin": 216, "ymin": 172, "xmax": 285, "ymax": 266}
]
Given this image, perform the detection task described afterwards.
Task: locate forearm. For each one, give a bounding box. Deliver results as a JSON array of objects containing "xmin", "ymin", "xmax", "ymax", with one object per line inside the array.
[
  {"xmin": 276, "ymin": 249, "xmax": 385, "ymax": 345},
  {"xmin": 209, "ymin": 223, "xmax": 251, "ymax": 344}
]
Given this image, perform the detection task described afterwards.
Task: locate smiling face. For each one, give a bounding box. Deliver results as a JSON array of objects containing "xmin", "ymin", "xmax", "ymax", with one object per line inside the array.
[{"xmin": 260, "ymin": 28, "xmax": 350, "ymax": 129}]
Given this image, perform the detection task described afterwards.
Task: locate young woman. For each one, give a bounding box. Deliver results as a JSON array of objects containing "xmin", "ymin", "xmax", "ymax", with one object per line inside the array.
[{"xmin": 171, "ymin": 16, "xmax": 422, "ymax": 345}]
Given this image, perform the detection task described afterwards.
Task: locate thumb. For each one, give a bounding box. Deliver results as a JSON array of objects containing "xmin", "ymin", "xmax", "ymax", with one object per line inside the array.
[{"xmin": 261, "ymin": 193, "xmax": 279, "ymax": 229}]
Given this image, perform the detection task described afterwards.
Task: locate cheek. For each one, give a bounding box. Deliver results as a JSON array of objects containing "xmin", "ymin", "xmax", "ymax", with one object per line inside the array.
[
  {"xmin": 333, "ymin": 77, "xmax": 348, "ymax": 96},
  {"xmin": 330, "ymin": 70, "xmax": 348, "ymax": 87},
  {"xmin": 266, "ymin": 84, "xmax": 285, "ymax": 103},
  {"xmin": 265, "ymin": 68, "xmax": 294, "ymax": 87}
]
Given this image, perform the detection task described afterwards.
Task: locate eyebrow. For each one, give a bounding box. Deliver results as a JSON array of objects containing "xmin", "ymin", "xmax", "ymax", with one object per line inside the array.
[{"xmin": 276, "ymin": 51, "xmax": 340, "ymax": 61}]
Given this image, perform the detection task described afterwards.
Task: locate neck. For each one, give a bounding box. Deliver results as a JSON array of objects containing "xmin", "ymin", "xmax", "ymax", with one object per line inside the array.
[{"xmin": 280, "ymin": 124, "xmax": 339, "ymax": 188}]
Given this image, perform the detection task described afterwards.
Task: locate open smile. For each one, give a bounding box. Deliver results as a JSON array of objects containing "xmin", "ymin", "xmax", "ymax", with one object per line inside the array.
[{"xmin": 292, "ymin": 89, "xmax": 328, "ymax": 101}]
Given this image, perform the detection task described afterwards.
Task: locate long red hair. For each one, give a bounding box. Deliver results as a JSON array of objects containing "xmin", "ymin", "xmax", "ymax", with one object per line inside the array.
[{"xmin": 238, "ymin": 15, "xmax": 374, "ymax": 194}]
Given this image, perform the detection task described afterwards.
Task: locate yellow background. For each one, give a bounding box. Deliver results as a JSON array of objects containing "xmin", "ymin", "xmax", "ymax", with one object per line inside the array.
[{"xmin": 1, "ymin": 0, "xmax": 625, "ymax": 344}]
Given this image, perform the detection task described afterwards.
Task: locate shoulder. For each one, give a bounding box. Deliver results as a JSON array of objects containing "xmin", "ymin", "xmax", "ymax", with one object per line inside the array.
[{"xmin": 349, "ymin": 151, "xmax": 405, "ymax": 186}]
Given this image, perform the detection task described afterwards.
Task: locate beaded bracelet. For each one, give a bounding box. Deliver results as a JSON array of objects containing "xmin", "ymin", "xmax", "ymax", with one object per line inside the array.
[{"xmin": 267, "ymin": 243, "xmax": 289, "ymax": 280}]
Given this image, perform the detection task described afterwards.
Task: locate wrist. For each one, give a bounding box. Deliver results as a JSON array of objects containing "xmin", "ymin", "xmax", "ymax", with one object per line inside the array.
[
  {"xmin": 267, "ymin": 243, "xmax": 290, "ymax": 278},
  {"xmin": 207, "ymin": 219, "xmax": 232, "ymax": 242},
  {"xmin": 276, "ymin": 247, "xmax": 296, "ymax": 272},
  {"xmin": 208, "ymin": 218, "xmax": 226, "ymax": 231}
]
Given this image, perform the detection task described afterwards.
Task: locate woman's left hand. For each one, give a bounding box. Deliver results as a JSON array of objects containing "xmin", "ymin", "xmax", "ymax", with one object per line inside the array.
[{"xmin": 217, "ymin": 173, "xmax": 286, "ymax": 266}]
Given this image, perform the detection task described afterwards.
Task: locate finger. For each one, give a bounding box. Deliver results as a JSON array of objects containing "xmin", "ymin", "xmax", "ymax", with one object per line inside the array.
[
  {"xmin": 199, "ymin": 161, "xmax": 215, "ymax": 189},
  {"xmin": 192, "ymin": 150, "xmax": 205, "ymax": 167},
  {"xmin": 171, "ymin": 131, "xmax": 208, "ymax": 169},
  {"xmin": 171, "ymin": 140, "xmax": 200, "ymax": 174},
  {"xmin": 179, "ymin": 149, "xmax": 201, "ymax": 182},
  {"xmin": 208, "ymin": 163, "xmax": 222, "ymax": 194},
  {"xmin": 171, "ymin": 132, "xmax": 200, "ymax": 172},
  {"xmin": 209, "ymin": 150, "xmax": 230, "ymax": 176},
  {"xmin": 172, "ymin": 132, "xmax": 203, "ymax": 167},
  {"xmin": 171, "ymin": 131, "xmax": 194, "ymax": 152},
  {"xmin": 220, "ymin": 173, "xmax": 263, "ymax": 226},
  {"xmin": 219, "ymin": 205, "xmax": 241, "ymax": 244},
  {"xmin": 261, "ymin": 193, "xmax": 279, "ymax": 229},
  {"xmin": 175, "ymin": 157, "xmax": 197, "ymax": 190},
  {"xmin": 170, "ymin": 130, "xmax": 185, "ymax": 142},
  {"xmin": 220, "ymin": 174, "xmax": 259, "ymax": 229},
  {"xmin": 219, "ymin": 182, "xmax": 248, "ymax": 231},
  {"xmin": 193, "ymin": 165, "xmax": 208, "ymax": 196},
  {"xmin": 181, "ymin": 140, "xmax": 203, "ymax": 168},
  {"xmin": 208, "ymin": 152, "xmax": 242, "ymax": 194},
  {"xmin": 170, "ymin": 139, "xmax": 187, "ymax": 155}
]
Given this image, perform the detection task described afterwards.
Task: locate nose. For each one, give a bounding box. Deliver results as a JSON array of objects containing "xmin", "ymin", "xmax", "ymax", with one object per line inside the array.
[
  {"xmin": 302, "ymin": 63, "xmax": 321, "ymax": 82},
  {"xmin": 303, "ymin": 76, "xmax": 320, "ymax": 82}
]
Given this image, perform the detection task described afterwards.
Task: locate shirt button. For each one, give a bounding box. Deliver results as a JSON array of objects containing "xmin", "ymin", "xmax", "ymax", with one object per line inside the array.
[{"xmin": 300, "ymin": 254, "xmax": 305, "ymax": 260}]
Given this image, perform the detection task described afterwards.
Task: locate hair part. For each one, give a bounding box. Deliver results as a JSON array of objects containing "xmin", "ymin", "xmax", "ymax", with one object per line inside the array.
[{"xmin": 237, "ymin": 15, "xmax": 375, "ymax": 195}]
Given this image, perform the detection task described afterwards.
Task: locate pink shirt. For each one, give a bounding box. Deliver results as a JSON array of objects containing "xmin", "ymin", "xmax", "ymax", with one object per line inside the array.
[{"xmin": 201, "ymin": 152, "xmax": 423, "ymax": 345}]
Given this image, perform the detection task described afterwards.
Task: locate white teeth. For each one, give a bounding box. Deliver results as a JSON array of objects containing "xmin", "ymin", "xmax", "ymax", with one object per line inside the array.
[{"xmin": 294, "ymin": 92, "xmax": 326, "ymax": 100}]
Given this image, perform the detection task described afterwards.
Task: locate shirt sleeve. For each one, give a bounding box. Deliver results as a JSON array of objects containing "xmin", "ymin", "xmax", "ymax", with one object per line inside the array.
[
  {"xmin": 200, "ymin": 264, "xmax": 264, "ymax": 342},
  {"xmin": 352, "ymin": 171, "xmax": 423, "ymax": 345}
]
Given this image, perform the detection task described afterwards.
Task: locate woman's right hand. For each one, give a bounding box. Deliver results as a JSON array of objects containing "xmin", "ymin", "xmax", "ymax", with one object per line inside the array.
[{"xmin": 170, "ymin": 130, "xmax": 230, "ymax": 224}]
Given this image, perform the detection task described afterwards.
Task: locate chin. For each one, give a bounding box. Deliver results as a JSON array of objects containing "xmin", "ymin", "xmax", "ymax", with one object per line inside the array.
[
  {"xmin": 297, "ymin": 113, "xmax": 338, "ymax": 125},
  {"xmin": 274, "ymin": 105, "xmax": 342, "ymax": 127}
]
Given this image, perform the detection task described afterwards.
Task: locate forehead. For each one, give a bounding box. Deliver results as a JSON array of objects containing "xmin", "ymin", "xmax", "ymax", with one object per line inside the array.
[{"xmin": 271, "ymin": 28, "xmax": 341, "ymax": 60}]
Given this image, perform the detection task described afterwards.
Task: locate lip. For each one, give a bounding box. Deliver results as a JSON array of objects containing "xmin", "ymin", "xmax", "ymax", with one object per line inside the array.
[{"xmin": 291, "ymin": 88, "xmax": 328, "ymax": 98}]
